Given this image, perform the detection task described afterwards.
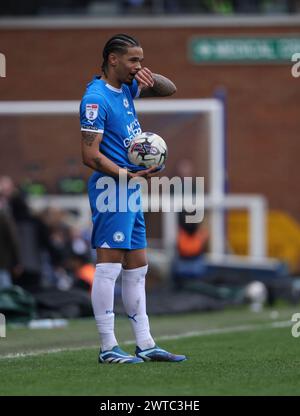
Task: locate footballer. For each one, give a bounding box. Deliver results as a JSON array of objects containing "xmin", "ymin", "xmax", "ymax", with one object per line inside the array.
[{"xmin": 80, "ymin": 34, "xmax": 186, "ymax": 363}]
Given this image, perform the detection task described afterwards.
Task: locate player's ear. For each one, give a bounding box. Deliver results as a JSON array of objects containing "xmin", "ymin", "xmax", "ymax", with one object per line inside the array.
[{"xmin": 109, "ymin": 53, "xmax": 118, "ymax": 67}]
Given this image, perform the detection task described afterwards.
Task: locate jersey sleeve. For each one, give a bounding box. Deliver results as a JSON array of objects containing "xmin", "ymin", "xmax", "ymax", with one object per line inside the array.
[
  {"xmin": 128, "ymin": 79, "xmax": 140, "ymax": 99},
  {"xmin": 80, "ymin": 94, "xmax": 107, "ymax": 133}
]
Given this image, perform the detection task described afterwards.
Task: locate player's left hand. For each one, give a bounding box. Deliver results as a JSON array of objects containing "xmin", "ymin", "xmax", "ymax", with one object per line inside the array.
[
  {"xmin": 143, "ymin": 164, "xmax": 164, "ymax": 179},
  {"xmin": 135, "ymin": 67, "xmax": 154, "ymax": 88},
  {"xmin": 146, "ymin": 164, "xmax": 165, "ymax": 177},
  {"xmin": 128, "ymin": 165, "xmax": 158, "ymax": 180}
]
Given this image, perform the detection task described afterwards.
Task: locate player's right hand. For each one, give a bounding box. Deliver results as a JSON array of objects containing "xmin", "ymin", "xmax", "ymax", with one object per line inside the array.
[{"xmin": 135, "ymin": 67, "xmax": 154, "ymax": 88}]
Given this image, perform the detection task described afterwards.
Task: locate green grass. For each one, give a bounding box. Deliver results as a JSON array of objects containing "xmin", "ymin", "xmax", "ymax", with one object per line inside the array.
[{"xmin": 1, "ymin": 306, "xmax": 300, "ymax": 395}]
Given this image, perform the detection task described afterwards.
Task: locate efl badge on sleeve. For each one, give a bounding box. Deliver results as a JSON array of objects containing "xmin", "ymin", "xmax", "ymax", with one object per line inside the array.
[{"xmin": 86, "ymin": 104, "xmax": 99, "ymax": 121}]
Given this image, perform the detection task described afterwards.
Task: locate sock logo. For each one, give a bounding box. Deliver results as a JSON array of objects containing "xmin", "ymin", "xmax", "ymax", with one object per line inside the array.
[{"xmin": 128, "ymin": 313, "xmax": 138, "ymax": 323}]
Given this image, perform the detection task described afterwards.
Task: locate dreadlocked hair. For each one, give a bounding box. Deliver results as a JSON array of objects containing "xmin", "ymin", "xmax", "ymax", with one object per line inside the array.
[{"xmin": 101, "ymin": 34, "xmax": 140, "ymax": 75}]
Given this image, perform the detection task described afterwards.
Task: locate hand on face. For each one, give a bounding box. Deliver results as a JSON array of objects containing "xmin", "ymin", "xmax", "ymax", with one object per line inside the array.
[{"xmin": 135, "ymin": 67, "xmax": 154, "ymax": 88}]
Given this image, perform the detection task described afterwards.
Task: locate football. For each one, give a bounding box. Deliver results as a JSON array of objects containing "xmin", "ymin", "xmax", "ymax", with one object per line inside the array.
[{"xmin": 128, "ymin": 132, "xmax": 168, "ymax": 168}]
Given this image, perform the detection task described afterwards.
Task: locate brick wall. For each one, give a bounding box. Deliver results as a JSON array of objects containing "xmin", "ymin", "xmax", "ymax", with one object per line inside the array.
[{"xmin": 0, "ymin": 24, "xmax": 299, "ymax": 219}]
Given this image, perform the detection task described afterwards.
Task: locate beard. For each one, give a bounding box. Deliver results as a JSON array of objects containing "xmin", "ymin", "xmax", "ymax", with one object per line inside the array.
[
  {"xmin": 124, "ymin": 77, "xmax": 134, "ymax": 85},
  {"xmin": 123, "ymin": 72, "xmax": 136, "ymax": 85}
]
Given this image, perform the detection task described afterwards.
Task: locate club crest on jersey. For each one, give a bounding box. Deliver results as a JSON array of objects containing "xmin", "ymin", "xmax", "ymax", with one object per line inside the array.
[
  {"xmin": 123, "ymin": 98, "xmax": 129, "ymax": 108},
  {"xmin": 86, "ymin": 104, "xmax": 98, "ymax": 121}
]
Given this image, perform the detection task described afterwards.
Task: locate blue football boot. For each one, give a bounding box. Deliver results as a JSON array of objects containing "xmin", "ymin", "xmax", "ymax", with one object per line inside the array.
[
  {"xmin": 135, "ymin": 345, "xmax": 187, "ymax": 362},
  {"xmin": 99, "ymin": 345, "xmax": 143, "ymax": 364}
]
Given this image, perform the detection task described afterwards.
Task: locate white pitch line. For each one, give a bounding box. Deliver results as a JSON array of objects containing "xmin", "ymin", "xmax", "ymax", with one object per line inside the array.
[{"xmin": 0, "ymin": 320, "xmax": 292, "ymax": 360}]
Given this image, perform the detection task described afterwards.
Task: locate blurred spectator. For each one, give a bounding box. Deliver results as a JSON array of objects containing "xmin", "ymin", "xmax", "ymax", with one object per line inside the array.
[
  {"xmin": 0, "ymin": 175, "xmax": 16, "ymax": 209},
  {"xmin": 68, "ymin": 254, "xmax": 95, "ymax": 292},
  {"xmin": 0, "ymin": 207, "xmax": 21, "ymax": 290},
  {"xmin": 0, "ymin": 177, "xmax": 22, "ymax": 289},
  {"xmin": 9, "ymin": 189, "xmax": 49, "ymax": 291},
  {"xmin": 172, "ymin": 211, "xmax": 209, "ymax": 289},
  {"xmin": 38, "ymin": 207, "xmax": 75, "ymax": 288},
  {"xmin": 65, "ymin": 226, "xmax": 94, "ymax": 291},
  {"xmin": 38, "ymin": 207, "xmax": 94, "ymax": 291},
  {"xmin": 0, "ymin": 176, "xmax": 58, "ymax": 291},
  {"xmin": 0, "ymin": 175, "xmax": 95, "ymax": 320},
  {"xmin": 40, "ymin": 207, "xmax": 72, "ymax": 265},
  {"xmin": 177, "ymin": 213, "xmax": 209, "ymax": 258},
  {"xmin": 69, "ymin": 225, "xmax": 91, "ymax": 257}
]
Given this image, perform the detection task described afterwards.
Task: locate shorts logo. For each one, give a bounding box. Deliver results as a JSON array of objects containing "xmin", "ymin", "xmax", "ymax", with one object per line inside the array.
[
  {"xmin": 123, "ymin": 98, "xmax": 129, "ymax": 108},
  {"xmin": 86, "ymin": 104, "xmax": 98, "ymax": 121},
  {"xmin": 113, "ymin": 231, "xmax": 125, "ymax": 243}
]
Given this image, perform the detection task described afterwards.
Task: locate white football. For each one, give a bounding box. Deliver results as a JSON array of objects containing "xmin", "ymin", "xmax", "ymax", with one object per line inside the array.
[
  {"xmin": 128, "ymin": 132, "xmax": 168, "ymax": 168},
  {"xmin": 245, "ymin": 281, "xmax": 268, "ymax": 303}
]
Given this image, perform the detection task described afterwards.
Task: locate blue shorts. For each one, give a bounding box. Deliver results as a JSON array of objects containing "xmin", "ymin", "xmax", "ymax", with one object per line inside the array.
[{"xmin": 88, "ymin": 172, "xmax": 147, "ymax": 250}]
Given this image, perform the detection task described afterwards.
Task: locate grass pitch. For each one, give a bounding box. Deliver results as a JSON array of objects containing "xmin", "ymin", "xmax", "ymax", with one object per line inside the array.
[{"xmin": 1, "ymin": 306, "xmax": 300, "ymax": 396}]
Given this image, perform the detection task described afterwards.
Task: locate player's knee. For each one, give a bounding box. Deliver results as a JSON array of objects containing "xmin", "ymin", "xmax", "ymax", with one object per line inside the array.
[
  {"xmin": 95, "ymin": 263, "xmax": 122, "ymax": 282},
  {"xmin": 122, "ymin": 265, "xmax": 148, "ymax": 282}
]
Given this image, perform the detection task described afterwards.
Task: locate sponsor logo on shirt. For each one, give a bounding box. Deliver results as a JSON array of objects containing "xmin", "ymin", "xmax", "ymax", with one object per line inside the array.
[{"xmin": 123, "ymin": 119, "xmax": 142, "ymax": 148}]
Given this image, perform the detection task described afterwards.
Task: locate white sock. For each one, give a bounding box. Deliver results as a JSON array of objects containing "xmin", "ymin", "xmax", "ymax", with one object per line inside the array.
[
  {"xmin": 121, "ymin": 265, "xmax": 155, "ymax": 350},
  {"xmin": 91, "ymin": 263, "xmax": 121, "ymax": 351}
]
